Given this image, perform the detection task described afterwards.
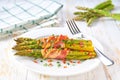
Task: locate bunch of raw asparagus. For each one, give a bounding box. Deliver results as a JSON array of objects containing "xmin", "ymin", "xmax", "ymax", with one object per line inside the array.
[
  {"xmin": 12, "ymin": 36, "xmax": 97, "ymax": 60},
  {"xmin": 74, "ymin": 0, "xmax": 120, "ymax": 26}
]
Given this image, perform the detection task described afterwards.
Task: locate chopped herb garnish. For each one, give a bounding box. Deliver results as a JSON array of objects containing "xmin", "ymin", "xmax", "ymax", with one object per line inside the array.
[
  {"xmin": 57, "ymin": 63, "xmax": 61, "ymax": 67},
  {"xmin": 85, "ymin": 52, "xmax": 88, "ymax": 55},
  {"xmin": 43, "ymin": 63, "xmax": 48, "ymax": 66},
  {"xmin": 58, "ymin": 48, "xmax": 62, "ymax": 50},
  {"xmin": 40, "ymin": 42, "xmax": 43, "ymax": 45},
  {"xmin": 52, "ymin": 34, "xmax": 54, "ymax": 36},
  {"xmin": 40, "ymin": 60, "xmax": 43, "ymax": 62},
  {"xmin": 73, "ymin": 61, "xmax": 76, "ymax": 63},
  {"xmin": 57, "ymin": 61, "xmax": 60, "ymax": 63},
  {"xmin": 72, "ymin": 64, "xmax": 75, "ymax": 66},
  {"xmin": 67, "ymin": 63, "xmax": 70, "ymax": 65},
  {"xmin": 62, "ymin": 40, "xmax": 66, "ymax": 43}
]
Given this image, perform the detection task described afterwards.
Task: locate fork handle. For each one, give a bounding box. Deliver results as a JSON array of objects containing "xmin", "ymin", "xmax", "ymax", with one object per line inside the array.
[{"xmin": 95, "ymin": 47, "xmax": 114, "ymax": 66}]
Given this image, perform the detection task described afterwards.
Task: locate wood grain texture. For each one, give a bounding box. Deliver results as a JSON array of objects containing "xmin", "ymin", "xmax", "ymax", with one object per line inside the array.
[{"xmin": 0, "ymin": 0, "xmax": 120, "ymax": 80}]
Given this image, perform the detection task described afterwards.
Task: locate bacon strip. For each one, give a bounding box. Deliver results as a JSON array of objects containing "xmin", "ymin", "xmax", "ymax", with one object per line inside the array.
[
  {"xmin": 40, "ymin": 35, "xmax": 68, "ymax": 49},
  {"xmin": 56, "ymin": 49, "xmax": 69, "ymax": 59},
  {"xmin": 41, "ymin": 48, "xmax": 69, "ymax": 59}
]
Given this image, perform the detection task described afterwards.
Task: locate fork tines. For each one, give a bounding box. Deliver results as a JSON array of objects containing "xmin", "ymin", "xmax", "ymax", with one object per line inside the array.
[{"xmin": 66, "ymin": 19, "xmax": 81, "ymax": 35}]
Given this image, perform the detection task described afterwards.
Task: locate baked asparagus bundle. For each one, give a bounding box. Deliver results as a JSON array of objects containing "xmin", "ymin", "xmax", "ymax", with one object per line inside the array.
[{"xmin": 13, "ymin": 35, "xmax": 97, "ymax": 60}]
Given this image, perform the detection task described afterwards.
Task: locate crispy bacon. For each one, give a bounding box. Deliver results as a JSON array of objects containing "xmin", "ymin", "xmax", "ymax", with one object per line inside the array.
[
  {"xmin": 53, "ymin": 41, "xmax": 65, "ymax": 48},
  {"xmin": 44, "ymin": 49, "xmax": 58, "ymax": 58},
  {"xmin": 41, "ymin": 35, "xmax": 68, "ymax": 49},
  {"xmin": 40, "ymin": 35, "xmax": 70, "ymax": 59},
  {"xmin": 41, "ymin": 49, "xmax": 47, "ymax": 57},
  {"xmin": 47, "ymin": 35, "xmax": 56, "ymax": 42},
  {"xmin": 57, "ymin": 35, "xmax": 68, "ymax": 41},
  {"xmin": 41, "ymin": 48, "xmax": 69, "ymax": 60},
  {"xmin": 56, "ymin": 49, "xmax": 69, "ymax": 59}
]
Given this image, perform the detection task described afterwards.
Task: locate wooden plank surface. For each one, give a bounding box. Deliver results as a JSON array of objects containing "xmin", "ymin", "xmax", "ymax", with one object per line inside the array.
[{"xmin": 0, "ymin": 0, "xmax": 120, "ymax": 80}]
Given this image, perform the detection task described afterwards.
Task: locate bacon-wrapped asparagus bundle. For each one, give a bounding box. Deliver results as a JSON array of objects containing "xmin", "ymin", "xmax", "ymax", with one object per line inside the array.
[{"xmin": 13, "ymin": 35, "xmax": 97, "ymax": 60}]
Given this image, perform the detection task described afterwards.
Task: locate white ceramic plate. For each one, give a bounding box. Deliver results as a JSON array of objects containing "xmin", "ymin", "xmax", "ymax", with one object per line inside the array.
[{"xmin": 10, "ymin": 27, "xmax": 102, "ymax": 76}]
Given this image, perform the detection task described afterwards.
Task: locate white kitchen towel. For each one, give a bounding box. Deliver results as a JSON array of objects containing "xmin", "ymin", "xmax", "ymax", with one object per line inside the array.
[{"xmin": 0, "ymin": 0, "xmax": 63, "ymax": 39}]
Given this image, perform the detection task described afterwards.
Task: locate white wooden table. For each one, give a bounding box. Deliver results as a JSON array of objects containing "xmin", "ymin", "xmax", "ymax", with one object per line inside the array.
[{"xmin": 0, "ymin": 0, "xmax": 120, "ymax": 80}]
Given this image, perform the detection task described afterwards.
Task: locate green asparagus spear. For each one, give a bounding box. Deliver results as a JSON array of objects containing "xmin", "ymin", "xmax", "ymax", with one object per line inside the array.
[
  {"xmin": 101, "ymin": 4, "xmax": 114, "ymax": 11},
  {"xmin": 14, "ymin": 37, "xmax": 35, "ymax": 43},
  {"xmin": 12, "ymin": 44, "xmax": 42, "ymax": 50},
  {"xmin": 95, "ymin": 0, "xmax": 112, "ymax": 9},
  {"xmin": 87, "ymin": 17, "xmax": 98, "ymax": 26},
  {"xmin": 15, "ymin": 49, "xmax": 42, "ymax": 59},
  {"xmin": 68, "ymin": 51, "xmax": 96, "ymax": 56},
  {"xmin": 74, "ymin": 12, "xmax": 87, "ymax": 15},
  {"xmin": 76, "ymin": 6, "xmax": 120, "ymax": 20},
  {"xmin": 16, "ymin": 40, "xmax": 40, "ymax": 46},
  {"xmin": 65, "ymin": 44, "xmax": 94, "ymax": 52},
  {"xmin": 65, "ymin": 39, "xmax": 92, "ymax": 45},
  {"xmin": 66, "ymin": 55, "xmax": 95, "ymax": 60}
]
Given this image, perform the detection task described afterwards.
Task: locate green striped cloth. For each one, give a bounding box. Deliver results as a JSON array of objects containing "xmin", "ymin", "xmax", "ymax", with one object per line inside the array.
[{"xmin": 0, "ymin": 0, "xmax": 63, "ymax": 39}]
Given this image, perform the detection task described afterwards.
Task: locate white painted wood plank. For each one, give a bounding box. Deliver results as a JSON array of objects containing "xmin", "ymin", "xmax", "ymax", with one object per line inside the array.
[
  {"xmin": 88, "ymin": 15, "xmax": 120, "ymax": 80},
  {"xmin": 8, "ymin": 64, "xmax": 28, "ymax": 80},
  {"xmin": 0, "ymin": 40, "xmax": 28, "ymax": 80},
  {"xmin": 27, "ymin": 71, "xmax": 41, "ymax": 80},
  {"xmin": 40, "ymin": 75, "xmax": 68, "ymax": 80},
  {"xmin": 68, "ymin": 1, "xmax": 120, "ymax": 80},
  {"xmin": 67, "ymin": 63, "xmax": 107, "ymax": 80}
]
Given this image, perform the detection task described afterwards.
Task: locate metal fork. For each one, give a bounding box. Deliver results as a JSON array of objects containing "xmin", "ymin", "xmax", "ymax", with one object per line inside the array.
[{"xmin": 66, "ymin": 19, "xmax": 114, "ymax": 66}]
